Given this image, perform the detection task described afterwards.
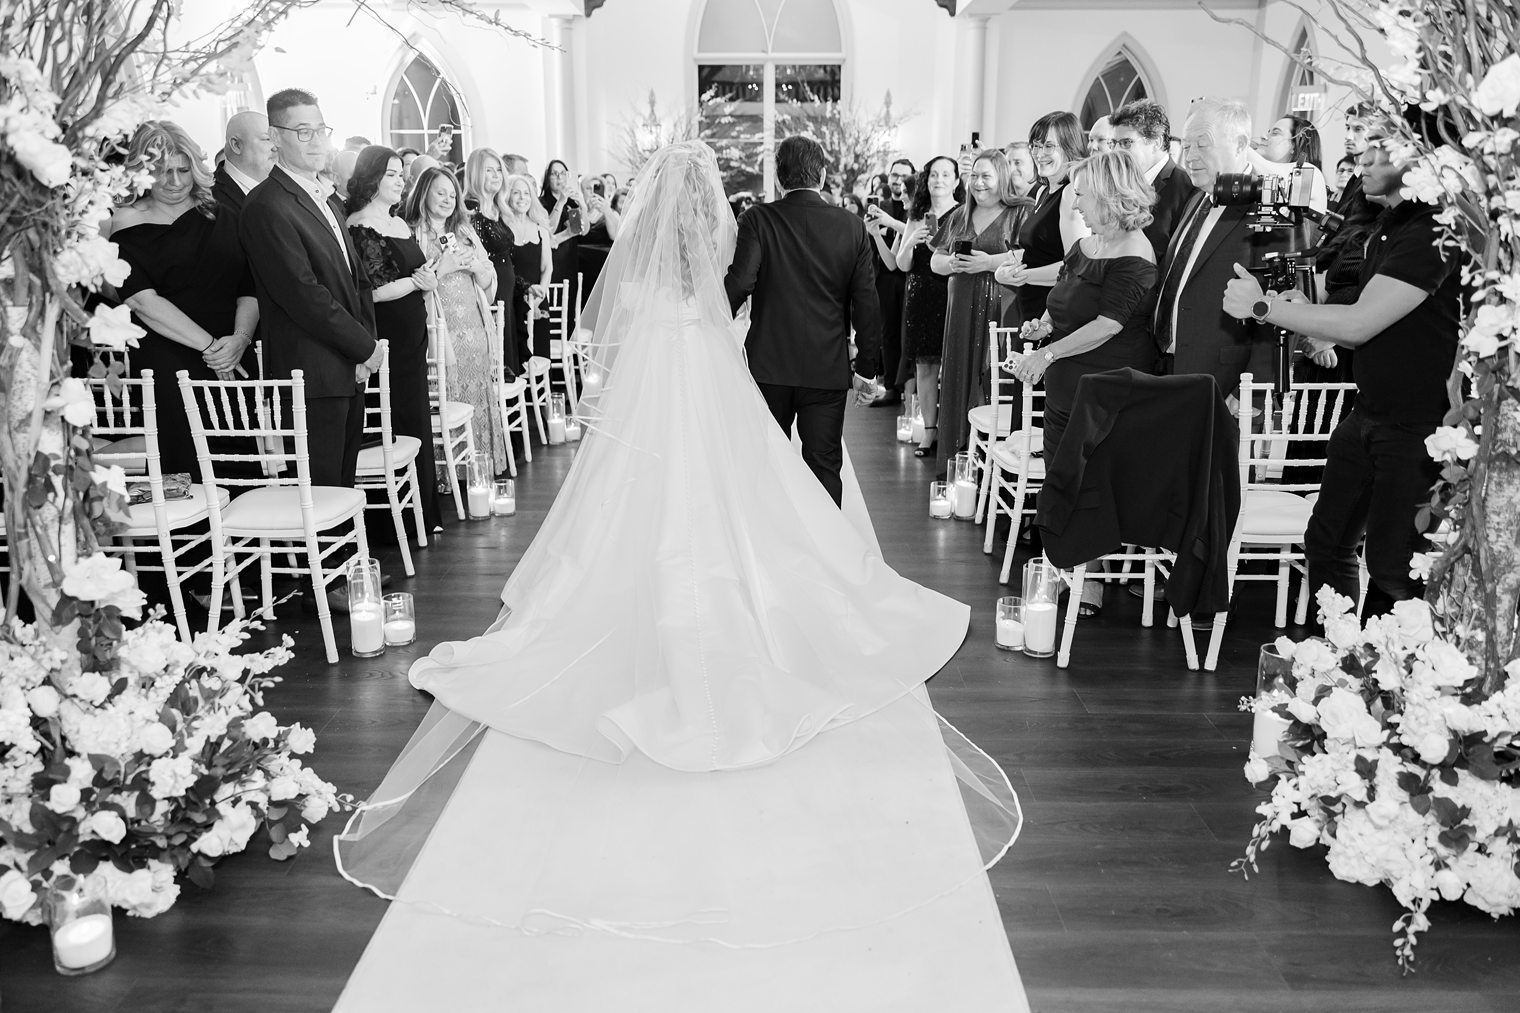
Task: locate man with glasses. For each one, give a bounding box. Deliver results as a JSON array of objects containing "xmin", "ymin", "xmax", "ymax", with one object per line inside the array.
[
  {"xmin": 1109, "ymin": 98, "xmax": 1196, "ymax": 262},
  {"xmin": 241, "ymin": 87, "xmax": 380, "ymax": 495},
  {"xmin": 1087, "ymin": 115, "xmax": 1116, "ymax": 156}
]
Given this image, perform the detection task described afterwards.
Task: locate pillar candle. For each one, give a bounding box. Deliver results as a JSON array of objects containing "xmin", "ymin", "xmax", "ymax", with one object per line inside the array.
[
  {"xmin": 953, "ymin": 478, "xmax": 978, "ymax": 519},
  {"xmin": 547, "ymin": 418, "xmax": 566, "ymax": 444},
  {"xmin": 466, "ymin": 485, "xmax": 491, "ymax": 519},
  {"xmin": 1252, "ymin": 705, "xmax": 1292, "ymax": 759},
  {"xmin": 1023, "ymin": 601, "xmax": 1058, "ymax": 655},
  {"xmin": 53, "ymin": 913, "xmax": 113, "ymax": 970},
  {"xmin": 350, "ymin": 604, "xmax": 385, "ymax": 656}
]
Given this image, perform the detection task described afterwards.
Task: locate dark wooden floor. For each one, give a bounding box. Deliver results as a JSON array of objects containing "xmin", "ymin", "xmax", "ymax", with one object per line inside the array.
[{"xmin": 3, "ymin": 407, "xmax": 1519, "ymax": 1012}]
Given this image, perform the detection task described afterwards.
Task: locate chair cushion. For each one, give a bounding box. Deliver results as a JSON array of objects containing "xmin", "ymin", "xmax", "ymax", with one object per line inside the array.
[
  {"xmin": 92, "ymin": 435, "xmax": 147, "ymax": 474},
  {"xmin": 356, "ymin": 436, "xmax": 421, "ymax": 475},
  {"xmin": 990, "ymin": 438, "xmax": 1046, "ymax": 478},
  {"xmin": 220, "ymin": 486, "xmax": 367, "ymax": 535},
  {"xmin": 967, "ymin": 403, "xmax": 1016, "ymax": 436},
  {"xmin": 527, "ymin": 356, "xmax": 552, "ymax": 377},
  {"xmin": 433, "ymin": 401, "xmax": 474, "ymax": 432},
  {"xmin": 500, "ymin": 377, "xmax": 527, "ymax": 398},
  {"xmin": 1241, "ymin": 489, "xmax": 1314, "ymax": 538},
  {"xmin": 121, "ymin": 484, "xmax": 229, "ymax": 535}
]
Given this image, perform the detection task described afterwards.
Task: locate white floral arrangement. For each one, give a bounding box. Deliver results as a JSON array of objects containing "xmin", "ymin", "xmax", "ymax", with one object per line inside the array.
[
  {"xmin": 1237, "ymin": 586, "xmax": 1520, "ymax": 970},
  {"xmin": 0, "ymin": 554, "xmax": 349, "ymax": 926}
]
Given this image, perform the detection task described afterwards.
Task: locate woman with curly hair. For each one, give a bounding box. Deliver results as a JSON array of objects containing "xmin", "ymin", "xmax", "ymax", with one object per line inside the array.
[
  {"xmin": 1008, "ymin": 151, "xmax": 1159, "ymax": 615},
  {"xmin": 110, "ymin": 119, "xmax": 258, "ymax": 474}
]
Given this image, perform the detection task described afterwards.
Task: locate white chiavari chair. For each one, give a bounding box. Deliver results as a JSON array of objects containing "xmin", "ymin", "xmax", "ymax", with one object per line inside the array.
[
  {"xmin": 428, "ymin": 346, "xmax": 481, "ymax": 522},
  {"xmin": 355, "ymin": 341, "xmax": 427, "ymax": 577},
  {"xmin": 540, "ymin": 279, "xmax": 580, "ymax": 409},
  {"xmin": 179, "ymin": 369, "xmax": 369, "ymax": 664},
  {"xmin": 970, "ymin": 324, "xmax": 1021, "ymax": 525},
  {"xmin": 488, "ymin": 303, "xmax": 534, "ymax": 476},
  {"xmin": 987, "ymin": 355, "xmax": 1046, "ymax": 582},
  {"xmin": 91, "ymin": 370, "xmax": 233, "ymax": 642}
]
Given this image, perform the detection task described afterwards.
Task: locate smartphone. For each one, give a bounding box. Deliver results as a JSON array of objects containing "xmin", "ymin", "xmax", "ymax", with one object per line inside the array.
[
  {"xmin": 970, "ymin": 131, "xmax": 981, "ymax": 150},
  {"xmin": 923, "ymin": 212, "xmax": 939, "ymax": 236},
  {"xmin": 438, "ymin": 232, "xmax": 457, "ymax": 253},
  {"xmin": 866, "ymin": 196, "xmax": 881, "ymax": 208},
  {"xmin": 952, "ymin": 239, "xmax": 974, "ymax": 257},
  {"xmin": 565, "ymin": 204, "xmax": 582, "ymax": 233}
]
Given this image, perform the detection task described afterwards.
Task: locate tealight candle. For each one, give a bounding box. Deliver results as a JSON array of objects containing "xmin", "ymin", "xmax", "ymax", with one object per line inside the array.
[{"xmin": 54, "ymin": 912, "xmax": 114, "ymax": 972}]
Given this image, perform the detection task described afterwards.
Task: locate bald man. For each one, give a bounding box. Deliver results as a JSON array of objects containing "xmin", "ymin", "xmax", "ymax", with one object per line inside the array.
[
  {"xmin": 213, "ymin": 111, "xmax": 277, "ymax": 215},
  {"xmin": 1087, "ymin": 115, "xmax": 1115, "ymax": 156}
]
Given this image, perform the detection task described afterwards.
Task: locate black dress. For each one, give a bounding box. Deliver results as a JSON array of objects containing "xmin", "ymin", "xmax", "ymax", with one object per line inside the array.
[
  {"xmin": 350, "ymin": 224, "xmax": 442, "ymax": 533},
  {"xmin": 113, "ymin": 208, "xmax": 257, "ymax": 476},
  {"xmin": 1041, "ymin": 245, "xmax": 1159, "ymax": 461},
  {"xmin": 508, "ymin": 228, "xmax": 548, "ymax": 359},
  {"xmin": 579, "ymin": 217, "xmax": 613, "ymax": 299},
  {"xmin": 900, "ymin": 233, "xmax": 949, "ymax": 365},
  {"xmin": 470, "ymin": 210, "xmax": 524, "ymax": 374},
  {"xmin": 1016, "ymin": 182, "xmax": 1070, "ymax": 322},
  {"xmin": 542, "ymin": 194, "xmax": 582, "ymax": 314}
]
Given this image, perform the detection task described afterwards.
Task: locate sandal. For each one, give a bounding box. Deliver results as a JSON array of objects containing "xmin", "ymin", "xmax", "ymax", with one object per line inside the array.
[
  {"xmin": 913, "ymin": 426, "xmax": 938, "ymax": 458},
  {"xmin": 1078, "ymin": 580, "xmax": 1105, "ymax": 618}
]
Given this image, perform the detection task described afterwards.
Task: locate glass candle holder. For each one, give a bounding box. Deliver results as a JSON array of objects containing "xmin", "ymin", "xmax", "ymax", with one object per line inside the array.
[
  {"xmin": 547, "ymin": 393, "xmax": 567, "ymax": 444},
  {"xmin": 928, "ymin": 480, "xmax": 953, "ymax": 520},
  {"xmin": 466, "ymin": 451, "xmax": 493, "ymax": 519},
  {"xmin": 48, "ymin": 878, "xmax": 115, "ymax": 975},
  {"xmin": 1252, "ymin": 642, "xmax": 1295, "ymax": 759},
  {"xmin": 492, "ymin": 479, "xmax": 517, "ymax": 517},
  {"xmin": 346, "ymin": 557, "xmax": 385, "ymax": 658},
  {"xmin": 383, "ymin": 592, "xmax": 417, "ymax": 646},
  {"xmin": 1021, "ymin": 557, "xmax": 1061, "ymax": 658},
  {"xmin": 564, "ymin": 417, "xmax": 583, "ymax": 442},
  {"xmin": 896, "ymin": 414, "xmax": 913, "ymax": 443},
  {"xmin": 951, "ymin": 451, "xmax": 977, "ymax": 520},
  {"xmin": 995, "ymin": 596, "xmax": 1024, "ymax": 651}
]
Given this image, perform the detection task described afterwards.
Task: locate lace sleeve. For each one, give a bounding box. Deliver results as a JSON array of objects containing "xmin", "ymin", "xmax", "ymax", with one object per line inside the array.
[{"xmin": 351, "ymin": 226, "xmax": 403, "ymax": 286}]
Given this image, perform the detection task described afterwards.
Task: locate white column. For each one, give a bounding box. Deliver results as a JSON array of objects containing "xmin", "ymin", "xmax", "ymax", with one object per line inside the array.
[
  {"xmin": 549, "ymin": 15, "xmax": 579, "ymax": 165},
  {"xmin": 963, "ymin": 16, "xmax": 989, "ymax": 147}
]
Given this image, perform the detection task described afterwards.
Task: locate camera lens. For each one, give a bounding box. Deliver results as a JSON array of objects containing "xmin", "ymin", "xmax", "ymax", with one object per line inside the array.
[{"xmin": 1211, "ymin": 172, "xmax": 1262, "ymax": 206}]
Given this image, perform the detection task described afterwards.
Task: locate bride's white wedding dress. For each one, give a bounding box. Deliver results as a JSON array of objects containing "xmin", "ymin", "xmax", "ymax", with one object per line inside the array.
[{"xmin": 335, "ymin": 146, "xmax": 1023, "ymax": 1009}]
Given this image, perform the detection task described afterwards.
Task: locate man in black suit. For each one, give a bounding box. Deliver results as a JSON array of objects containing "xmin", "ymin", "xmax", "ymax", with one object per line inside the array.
[
  {"xmin": 862, "ymin": 156, "xmax": 915, "ymax": 407},
  {"xmin": 212, "ymin": 111, "xmax": 276, "ymax": 217},
  {"xmin": 1109, "ymin": 99, "xmax": 1196, "ymax": 263},
  {"xmin": 1152, "ymin": 98, "xmax": 1301, "ymax": 397},
  {"xmin": 724, "ymin": 134, "xmax": 882, "ymax": 506},
  {"xmin": 240, "ymin": 88, "xmax": 380, "ymax": 488}
]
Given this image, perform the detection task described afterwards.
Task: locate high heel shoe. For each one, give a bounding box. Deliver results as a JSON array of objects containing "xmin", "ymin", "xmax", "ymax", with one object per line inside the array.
[{"xmin": 913, "ymin": 426, "xmax": 938, "ymax": 458}]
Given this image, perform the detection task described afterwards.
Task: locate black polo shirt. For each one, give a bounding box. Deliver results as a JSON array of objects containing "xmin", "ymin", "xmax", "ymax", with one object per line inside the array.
[{"xmin": 1352, "ymin": 199, "xmax": 1463, "ymax": 424}]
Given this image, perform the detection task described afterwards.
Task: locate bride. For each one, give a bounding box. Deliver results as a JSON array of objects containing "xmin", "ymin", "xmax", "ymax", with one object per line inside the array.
[{"xmin": 336, "ymin": 142, "xmax": 1015, "ymax": 931}]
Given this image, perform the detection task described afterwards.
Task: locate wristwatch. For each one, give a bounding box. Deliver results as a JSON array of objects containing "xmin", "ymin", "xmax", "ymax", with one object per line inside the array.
[
  {"xmin": 1041, "ymin": 348, "xmax": 1056, "ymax": 365},
  {"xmin": 1250, "ymin": 293, "xmax": 1275, "ymax": 324}
]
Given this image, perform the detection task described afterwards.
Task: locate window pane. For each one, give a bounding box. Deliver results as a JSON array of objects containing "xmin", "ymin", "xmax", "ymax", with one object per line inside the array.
[
  {"xmin": 1080, "ymin": 51, "xmax": 1146, "ymax": 128},
  {"xmin": 772, "ymin": 0, "xmax": 842, "ymax": 53},
  {"xmin": 697, "ymin": 0, "xmax": 768, "ymax": 53},
  {"xmin": 774, "ymin": 63, "xmax": 840, "ymax": 106},
  {"xmin": 391, "ymin": 55, "xmax": 464, "ymax": 162},
  {"xmin": 697, "ymin": 64, "xmax": 765, "ymax": 195}
]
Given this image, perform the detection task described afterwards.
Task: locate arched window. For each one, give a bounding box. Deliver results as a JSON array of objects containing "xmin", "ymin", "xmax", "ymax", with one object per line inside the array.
[
  {"xmin": 389, "ymin": 53, "xmax": 466, "ymax": 163},
  {"xmin": 1079, "ymin": 47, "xmax": 1150, "ymax": 129},
  {"xmin": 1278, "ymin": 26, "xmax": 1325, "ymax": 119},
  {"xmin": 695, "ymin": 0, "xmax": 844, "ymax": 196}
]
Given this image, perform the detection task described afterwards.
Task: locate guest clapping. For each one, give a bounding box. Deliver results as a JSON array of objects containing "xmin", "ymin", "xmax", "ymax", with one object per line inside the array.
[
  {"xmin": 896, "ymin": 156, "xmax": 963, "ymax": 456},
  {"xmin": 1009, "ymin": 153, "xmax": 1159, "ymax": 614},
  {"xmin": 404, "ymin": 166, "xmax": 509, "ymax": 475},
  {"xmin": 347, "ymin": 145, "xmax": 443, "ymax": 532},
  {"xmin": 997, "ymin": 112, "xmax": 1091, "ymax": 322},
  {"xmin": 930, "ymin": 150, "xmax": 1030, "ymax": 472},
  {"xmin": 111, "ymin": 120, "xmax": 258, "ymax": 475}
]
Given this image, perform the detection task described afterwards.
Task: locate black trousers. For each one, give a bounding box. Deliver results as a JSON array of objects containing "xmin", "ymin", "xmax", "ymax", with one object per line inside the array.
[
  {"xmin": 304, "ymin": 391, "xmax": 366, "ymax": 488},
  {"xmin": 1304, "ymin": 410, "xmax": 1440, "ymax": 623},
  {"xmin": 757, "ymin": 383, "xmax": 848, "ymax": 507}
]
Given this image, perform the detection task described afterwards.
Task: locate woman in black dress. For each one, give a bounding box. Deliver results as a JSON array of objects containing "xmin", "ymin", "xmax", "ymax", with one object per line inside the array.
[
  {"xmin": 464, "ymin": 148, "xmax": 524, "ymax": 374},
  {"xmin": 505, "ymin": 174, "xmax": 554, "ymax": 360},
  {"xmin": 540, "ymin": 159, "xmax": 588, "ymax": 313},
  {"xmin": 997, "ymin": 111, "xmax": 1091, "ymax": 322},
  {"xmin": 577, "ymin": 177, "xmax": 622, "ymax": 296},
  {"xmin": 346, "ymin": 145, "xmax": 443, "ymax": 533},
  {"xmin": 1009, "ymin": 152, "xmax": 1159, "ymax": 614},
  {"xmin": 110, "ymin": 121, "xmax": 257, "ymax": 476},
  {"xmin": 895, "ymin": 157, "xmax": 965, "ymax": 456}
]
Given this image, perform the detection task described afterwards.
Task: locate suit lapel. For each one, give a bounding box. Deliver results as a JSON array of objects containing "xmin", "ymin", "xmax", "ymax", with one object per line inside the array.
[
  {"xmin": 272, "ymin": 166, "xmax": 360, "ymax": 282},
  {"xmin": 1191, "ymin": 204, "xmax": 1248, "ymax": 277}
]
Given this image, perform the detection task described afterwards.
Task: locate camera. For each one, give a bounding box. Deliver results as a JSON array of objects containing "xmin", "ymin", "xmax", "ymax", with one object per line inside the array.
[{"xmin": 1211, "ymin": 164, "xmax": 1338, "ymax": 236}]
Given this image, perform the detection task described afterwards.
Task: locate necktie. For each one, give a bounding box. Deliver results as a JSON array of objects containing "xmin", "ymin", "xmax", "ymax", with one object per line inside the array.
[{"xmin": 1151, "ymin": 194, "xmax": 1212, "ymax": 352}]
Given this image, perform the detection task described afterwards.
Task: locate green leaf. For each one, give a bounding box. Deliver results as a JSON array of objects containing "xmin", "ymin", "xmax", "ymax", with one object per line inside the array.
[
  {"xmin": 1438, "ymin": 767, "xmax": 1459, "ymax": 787},
  {"xmin": 1429, "ymin": 796, "xmax": 1469, "ymax": 828},
  {"xmin": 186, "ymin": 860, "xmax": 215, "ymax": 890},
  {"xmin": 268, "ymin": 822, "xmax": 288, "ymax": 844},
  {"xmin": 1410, "ymin": 792, "xmax": 1433, "ymax": 816},
  {"xmin": 70, "ymin": 851, "xmax": 102, "ymax": 876},
  {"xmin": 1396, "ymin": 771, "xmax": 1425, "ymax": 795}
]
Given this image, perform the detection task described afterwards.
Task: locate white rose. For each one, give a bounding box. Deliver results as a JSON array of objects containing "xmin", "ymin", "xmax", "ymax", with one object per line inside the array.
[
  {"xmin": 90, "ymin": 464, "xmax": 130, "ymax": 500},
  {"xmin": 65, "ymin": 756, "xmax": 94, "ymax": 787},
  {"xmin": 59, "ymin": 553, "xmax": 147, "ymax": 618},
  {"xmin": 24, "ymin": 685, "xmax": 60, "ymax": 718},
  {"xmin": 1411, "ymin": 730, "xmax": 1452, "ymax": 765},
  {"xmin": 1316, "ymin": 688, "xmax": 1385, "ymax": 748},
  {"xmin": 43, "ymin": 376, "xmax": 94, "ymax": 428},
  {"xmin": 268, "ymin": 775, "xmax": 300, "ymax": 801},
  {"xmin": 81, "ymin": 810, "xmax": 127, "ymax": 844},
  {"xmin": 1286, "ymin": 697, "xmax": 1319, "ymax": 724},
  {"xmin": 1286, "ymin": 816, "xmax": 1320, "ymax": 849},
  {"xmin": 147, "ymin": 755, "xmax": 196, "ymax": 800},
  {"xmin": 189, "ymin": 804, "xmax": 259, "ymax": 858},
  {"xmin": 1416, "ymin": 640, "xmax": 1478, "ymax": 688},
  {"xmin": 1424, "ymin": 425, "xmax": 1479, "ymax": 463},
  {"xmin": 0, "ymin": 869, "xmax": 38, "ymax": 920},
  {"xmin": 1293, "ymin": 638, "xmax": 1340, "ymax": 674},
  {"xmin": 85, "ymin": 303, "xmax": 143, "ymax": 351},
  {"xmin": 1391, "ymin": 599, "xmax": 1436, "ymax": 644},
  {"xmin": 8, "ymin": 130, "xmax": 72, "ymax": 187},
  {"xmin": 46, "ymin": 782, "xmax": 82, "ymax": 814},
  {"xmin": 1243, "ymin": 756, "xmax": 1271, "ymax": 783},
  {"xmin": 300, "ymin": 797, "xmax": 332, "ymax": 824},
  {"xmin": 242, "ymin": 711, "xmax": 279, "ymax": 742},
  {"xmin": 1475, "ymin": 53, "xmax": 1520, "ymax": 117},
  {"xmin": 285, "ymin": 724, "xmax": 316, "ymax": 755},
  {"xmin": 137, "ymin": 722, "xmax": 175, "ymax": 757},
  {"xmin": 1323, "ymin": 615, "xmax": 1363, "ymax": 651},
  {"xmin": 1434, "ymin": 868, "xmax": 1464, "ymax": 902}
]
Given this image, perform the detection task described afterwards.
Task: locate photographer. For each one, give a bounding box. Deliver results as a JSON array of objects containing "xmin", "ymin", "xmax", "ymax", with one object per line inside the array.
[{"xmin": 1222, "ymin": 137, "xmax": 1463, "ymax": 621}]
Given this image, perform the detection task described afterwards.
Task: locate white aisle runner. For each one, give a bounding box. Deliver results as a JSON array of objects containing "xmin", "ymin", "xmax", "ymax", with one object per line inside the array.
[{"xmin": 335, "ymin": 687, "xmax": 1030, "ymax": 1012}]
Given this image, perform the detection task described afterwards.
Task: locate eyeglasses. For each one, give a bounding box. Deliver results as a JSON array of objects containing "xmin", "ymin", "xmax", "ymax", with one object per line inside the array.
[
  {"xmin": 272, "ymin": 124, "xmax": 334, "ymax": 143},
  {"xmin": 1029, "ymin": 141, "xmax": 1056, "ymax": 152},
  {"xmin": 1114, "ymin": 138, "xmax": 1139, "ymax": 150}
]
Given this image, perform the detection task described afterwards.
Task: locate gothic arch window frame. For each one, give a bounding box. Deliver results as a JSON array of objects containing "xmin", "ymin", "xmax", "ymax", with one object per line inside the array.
[
  {"xmin": 1072, "ymin": 34, "xmax": 1166, "ymax": 129},
  {"xmin": 380, "ymin": 40, "xmax": 477, "ymax": 160},
  {"xmin": 687, "ymin": 0, "xmax": 852, "ymax": 196},
  {"xmin": 1276, "ymin": 18, "xmax": 1325, "ymax": 121}
]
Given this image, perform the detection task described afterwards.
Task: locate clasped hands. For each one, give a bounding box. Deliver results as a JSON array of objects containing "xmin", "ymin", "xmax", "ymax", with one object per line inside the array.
[
  {"xmin": 1221, "ymin": 263, "xmax": 1337, "ymax": 368},
  {"xmin": 203, "ymin": 332, "xmax": 249, "ymax": 379},
  {"xmin": 1006, "ymin": 318, "xmax": 1053, "ymax": 383}
]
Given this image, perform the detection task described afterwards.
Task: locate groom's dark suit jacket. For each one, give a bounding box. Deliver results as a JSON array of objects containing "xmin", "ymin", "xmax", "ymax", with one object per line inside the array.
[
  {"xmin": 724, "ymin": 189, "xmax": 883, "ymax": 388},
  {"xmin": 239, "ymin": 165, "xmax": 376, "ymax": 399}
]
